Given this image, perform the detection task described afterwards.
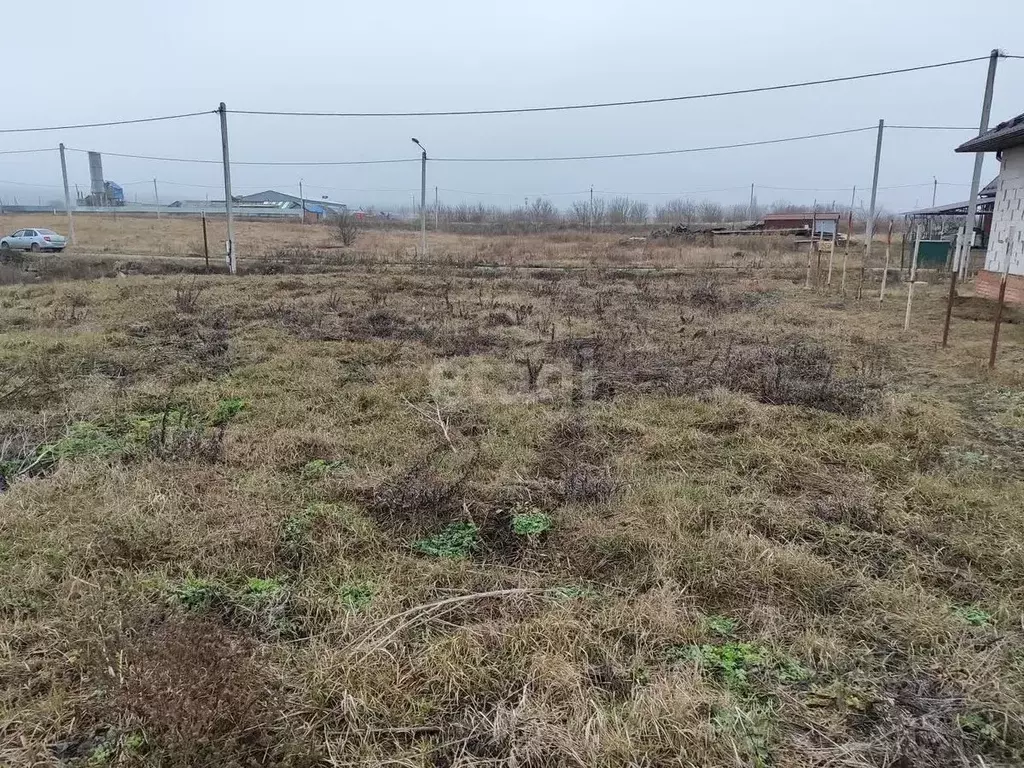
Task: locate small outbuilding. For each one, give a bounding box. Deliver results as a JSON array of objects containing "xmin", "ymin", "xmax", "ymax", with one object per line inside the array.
[
  {"xmin": 956, "ymin": 113, "xmax": 1024, "ymax": 303},
  {"xmin": 761, "ymin": 212, "xmax": 841, "ymax": 239}
]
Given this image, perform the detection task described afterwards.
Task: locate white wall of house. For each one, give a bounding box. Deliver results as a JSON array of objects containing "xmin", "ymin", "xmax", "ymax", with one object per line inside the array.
[{"xmin": 985, "ymin": 146, "xmax": 1024, "ymax": 276}]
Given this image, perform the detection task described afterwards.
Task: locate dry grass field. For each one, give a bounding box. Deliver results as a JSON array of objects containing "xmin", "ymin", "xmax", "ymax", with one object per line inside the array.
[
  {"xmin": 0, "ymin": 212, "xmax": 765, "ymax": 269},
  {"xmin": 2, "ymin": 220, "xmax": 1024, "ymax": 767}
]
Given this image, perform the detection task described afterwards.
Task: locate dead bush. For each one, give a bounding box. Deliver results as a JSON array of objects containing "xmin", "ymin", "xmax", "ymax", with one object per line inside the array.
[
  {"xmin": 367, "ymin": 462, "xmax": 464, "ymax": 536},
  {"xmin": 173, "ymin": 277, "xmax": 204, "ymax": 313},
  {"xmin": 724, "ymin": 340, "xmax": 875, "ymax": 416},
  {"xmin": 334, "ymin": 211, "xmax": 360, "ymax": 246},
  {"xmin": 117, "ymin": 617, "xmax": 307, "ymax": 766}
]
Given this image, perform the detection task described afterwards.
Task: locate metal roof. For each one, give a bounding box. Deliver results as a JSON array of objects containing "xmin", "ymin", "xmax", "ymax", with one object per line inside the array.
[
  {"xmin": 762, "ymin": 212, "xmax": 842, "ymax": 221},
  {"xmin": 956, "ymin": 113, "xmax": 1024, "ymax": 153}
]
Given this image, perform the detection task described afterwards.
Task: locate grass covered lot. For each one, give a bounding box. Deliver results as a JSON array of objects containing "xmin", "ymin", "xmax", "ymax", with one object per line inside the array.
[{"xmin": 2, "ymin": 240, "xmax": 1024, "ymax": 767}]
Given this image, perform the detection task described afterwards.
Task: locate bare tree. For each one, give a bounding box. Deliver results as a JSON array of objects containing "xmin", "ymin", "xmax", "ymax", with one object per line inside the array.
[
  {"xmin": 628, "ymin": 200, "xmax": 650, "ymax": 224},
  {"xmin": 607, "ymin": 197, "xmax": 632, "ymax": 225},
  {"xmin": 530, "ymin": 197, "xmax": 559, "ymax": 226},
  {"xmin": 726, "ymin": 203, "xmax": 750, "ymax": 224},
  {"xmin": 654, "ymin": 198, "xmax": 696, "ymax": 224},
  {"xmin": 697, "ymin": 200, "xmax": 723, "ymax": 224}
]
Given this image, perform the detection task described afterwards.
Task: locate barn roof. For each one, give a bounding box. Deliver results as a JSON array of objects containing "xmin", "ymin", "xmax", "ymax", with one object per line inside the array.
[{"xmin": 956, "ymin": 112, "xmax": 1024, "ymax": 153}]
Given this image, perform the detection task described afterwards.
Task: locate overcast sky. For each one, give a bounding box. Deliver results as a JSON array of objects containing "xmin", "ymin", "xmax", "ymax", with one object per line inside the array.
[{"xmin": 2, "ymin": 0, "xmax": 1023, "ymax": 214}]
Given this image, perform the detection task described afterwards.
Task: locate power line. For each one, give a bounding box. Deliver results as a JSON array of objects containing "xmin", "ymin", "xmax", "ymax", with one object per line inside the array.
[
  {"xmin": 0, "ymin": 110, "xmax": 215, "ymax": 135},
  {"xmin": 228, "ymin": 56, "xmax": 992, "ymax": 118},
  {"xmin": 433, "ymin": 127, "xmax": 876, "ymax": 163},
  {"xmin": 888, "ymin": 125, "xmax": 977, "ymax": 130},
  {"xmin": 64, "ymin": 147, "xmax": 415, "ymax": 166},
  {"xmin": 0, "ymin": 148, "xmax": 56, "ymax": 156},
  {"xmin": 63, "ymin": 124, "xmax": 983, "ymax": 169},
  {"xmin": 0, "ymin": 179, "xmax": 63, "ymax": 188}
]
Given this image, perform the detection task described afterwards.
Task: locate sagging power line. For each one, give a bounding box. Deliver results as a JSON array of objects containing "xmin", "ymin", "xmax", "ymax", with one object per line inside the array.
[
  {"xmin": 229, "ymin": 56, "xmax": 995, "ymax": 118},
  {"xmin": 0, "ymin": 54, "xmax": 1018, "ymax": 134}
]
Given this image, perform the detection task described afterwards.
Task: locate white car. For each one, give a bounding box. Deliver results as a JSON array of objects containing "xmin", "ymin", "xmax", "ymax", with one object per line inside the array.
[{"xmin": 0, "ymin": 228, "xmax": 67, "ymax": 253}]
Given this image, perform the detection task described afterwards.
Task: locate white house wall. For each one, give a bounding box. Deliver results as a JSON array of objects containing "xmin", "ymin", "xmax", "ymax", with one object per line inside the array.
[{"xmin": 986, "ymin": 146, "xmax": 1024, "ymax": 276}]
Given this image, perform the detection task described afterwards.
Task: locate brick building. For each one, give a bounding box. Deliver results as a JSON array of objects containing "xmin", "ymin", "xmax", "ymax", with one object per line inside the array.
[{"xmin": 956, "ymin": 113, "xmax": 1024, "ymax": 304}]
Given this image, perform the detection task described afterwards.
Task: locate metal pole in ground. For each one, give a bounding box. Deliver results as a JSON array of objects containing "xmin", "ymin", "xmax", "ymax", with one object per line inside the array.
[
  {"xmin": 218, "ymin": 102, "xmax": 236, "ymax": 274},
  {"xmin": 826, "ymin": 232, "xmax": 836, "ymax": 288},
  {"xmin": 806, "ymin": 202, "xmax": 817, "ymax": 289},
  {"xmin": 589, "ymin": 186, "xmax": 594, "ymax": 233},
  {"xmin": 989, "ymin": 232, "xmax": 1015, "ymax": 369},
  {"xmin": 153, "ymin": 178, "xmax": 161, "ymax": 220},
  {"xmin": 411, "ymin": 138, "xmax": 427, "ymax": 260},
  {"xmin": 863, "ymin": 120, "xmax": 885, "ymax": 298},
  {"xmin": 879, "ymin": 220, "xmax": 897, "ymax": 302},
  {"xmin": 903, "ymin": 229, "xmax": 923, "ymax": 331},
  {"xmin": 961, "ymin": 49, "xmax": 1000, "ymax": 284},
  {"xmin": 941, "ymin": 225, "xmax": 966, "ymax": 348},
  {"xmin": 202, "ymin": 211, "xmax": 210, "ymax": 272},
  {"xmin": 841, "ymin": 187, "xmax": 855, "ymax": 295},
  {"xmin": 58, "ymin": 143, "xmax": 76, "ymax": 246}
]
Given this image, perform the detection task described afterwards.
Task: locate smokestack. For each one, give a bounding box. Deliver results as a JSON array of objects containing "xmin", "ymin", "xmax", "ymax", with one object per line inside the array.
[{"xmin": 88, "ymin": 152, "xmax": 104, "ymax": 200}]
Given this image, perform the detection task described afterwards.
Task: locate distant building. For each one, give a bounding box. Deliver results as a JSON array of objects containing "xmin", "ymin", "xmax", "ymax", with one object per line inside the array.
[
  {"xmin": 237, "ymin": 190, "xmax": 346, "ymax": 219},
  {"xmin": 956, "ymin": 113, "xmax": 1024, "ymax": 303},
  {"xmin": 760, "ymin": 212, "xmax": 841, "ymax": 239}
]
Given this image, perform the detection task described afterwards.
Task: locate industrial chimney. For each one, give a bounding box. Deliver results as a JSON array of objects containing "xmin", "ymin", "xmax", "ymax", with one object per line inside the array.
[{"xmin": 88, "ymin": 152, "xmax": 105, "ymax": 203}]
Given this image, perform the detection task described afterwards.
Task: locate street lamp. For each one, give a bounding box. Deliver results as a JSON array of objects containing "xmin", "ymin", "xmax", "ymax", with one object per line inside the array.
[{"xmin": 412, "ymin": 138, "xmax": 427, "ymax": 259}]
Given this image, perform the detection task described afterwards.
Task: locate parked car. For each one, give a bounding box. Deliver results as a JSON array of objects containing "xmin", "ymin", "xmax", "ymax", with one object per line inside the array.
[{"xmin": 0, "ymin": 228, "xmax": 67, "ymax": 253}]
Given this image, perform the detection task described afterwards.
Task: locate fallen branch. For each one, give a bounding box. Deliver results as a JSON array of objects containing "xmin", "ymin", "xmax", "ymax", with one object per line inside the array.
[
  {"xmin": 402, "ymin": 396, "xmax": 457, "ymax": 453},
  {"xmin": 349, "ymin": 588, "xmax": 546, "ymax": 663}
]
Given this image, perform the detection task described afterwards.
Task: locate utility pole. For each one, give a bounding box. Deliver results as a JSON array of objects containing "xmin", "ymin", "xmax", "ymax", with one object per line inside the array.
[
  {"xmin": 435, "ymin": 185, "xmax": 439, "ymax": 230},
  {"xmin": 749, "ymin": 183, "xmax": 756, "ymax": 222},
  {"xmin": 298, "ymin": 179, "xmax": 304, "ymax": 224},
  {"xmin": 153, "ymin": 178, "xmax": 161, "ymax": 220},
  {"xmin": 589, "ymin": 186, "xmax": 594, "ymax": 233},
  {"xmin": 411, "ymin": 138, "xmax": 427, "ymax": 259},
  {"xmin": 864, "ymin": 120, "xmax": 885, "ymax": 281},
  {"xmin": 961, "ymin": 49, "xmax": 999, "ymax": 282},
  {"xmin": 932, "ymin": 177, "xmax": 937, "ymax": 207},
  {"xmin": 58, "ymin": 143, "xmax": 76, "ymax": 245},
  {"xmin": 218, "ymin": 102, "xmax": 236, "ymax": 275},
  {"xmin": 943, "ymin": 48, "xmax": 999, "ymax": 346}
]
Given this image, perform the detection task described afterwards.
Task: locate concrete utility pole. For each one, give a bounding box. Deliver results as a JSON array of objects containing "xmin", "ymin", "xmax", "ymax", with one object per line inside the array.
[
  {"xmin": 589, "ymin": 186, "xmax": 594, "ymax": 233},
  {"xmin": 435, "ymin": 185, "xmax": 439, "ymax": 230},
  {"xmin": 298, "ymin": 179, "xmax": 304, "ymax": 224},
  {"xmin": 153, "ymin": 178, "xmax": 161, "ymax": 220},
  {"xmin": 943, "ymin": 49, "xmax": 1000, "ymax": 346},
  {"xmin": 864, "ymin": 119, "xmax": 885, "ymax": 274},
  {"xmin": 218, "ymin": 102, "xmax": 236, "ymax": 274},
  {"xmin": 58, "ymin": 143, "xmax": 76, "ymax": 245},
  {"xmin": 749, "ymin": 183, "xmax": 756, "ymax": 222},
  {"xmin": 411, "ymin": 138, "xmax": 427, "ymax": 259},
  {"xmin": 961, "ymin": 49, "xmax": 1000, "ymax": 281}
]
